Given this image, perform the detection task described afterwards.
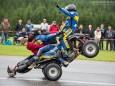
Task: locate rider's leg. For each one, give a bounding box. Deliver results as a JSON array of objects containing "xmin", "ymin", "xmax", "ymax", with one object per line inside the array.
[
  {"xmin": 56, "ymin": 56, "xmax": 69, "ymax": 66},
  {"xmin": 59, "ymin": 27, "xmax": 73, "ymax": 58},
  {"xmin": 15, "ymin": 64, "xmax": 27, "ymax": 71},
  {"xmin": 36, "ymin": 44, "xmax": 55, "ymax": 56},
  {"xmin": 54, "ymin": 50, "xmax": 69, "ymax": 66},
  {"xmin": 12, "ymin": 59, "xmax": 30, "ymax": 72},
  {"xmin": 60, "ymin": 40, "xmax": 70, "ymax": 58},
  {"xmin": 25, "ymin": 44, "xmax": 55, "ymax": 66},
  {"xmin": 29, "ymin": 44, "xmax": 56, "ymax": 63},
  {"xmin": 13, "ymin": 55, "xmax": 37, "ymax": 71}
]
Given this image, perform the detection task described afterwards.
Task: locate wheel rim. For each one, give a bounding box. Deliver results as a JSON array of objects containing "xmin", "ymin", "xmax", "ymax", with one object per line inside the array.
[
  {"xmin": 85, "ymin": 44, "xmax": 96, "ymax": 55},
  {"xmin": 48, "ymin": 67, "xmax": 59, "ymax": 77}
]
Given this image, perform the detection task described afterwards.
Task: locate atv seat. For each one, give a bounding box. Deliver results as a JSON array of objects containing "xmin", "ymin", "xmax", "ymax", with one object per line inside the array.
[{"xmin": 68, "ymin": 33, "xmax": 90, "ymax": 41}]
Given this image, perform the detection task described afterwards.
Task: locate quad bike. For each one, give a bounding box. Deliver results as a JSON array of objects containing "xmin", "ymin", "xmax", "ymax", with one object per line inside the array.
[{"xmin": 7, "ymin": 33, "xmax": 99, "ymax": 81}]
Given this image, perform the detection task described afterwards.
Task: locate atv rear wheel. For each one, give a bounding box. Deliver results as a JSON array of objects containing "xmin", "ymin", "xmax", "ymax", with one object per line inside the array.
[{"xmin": 43, "ymin": 63, "xmax": 62, "ymax": 81}]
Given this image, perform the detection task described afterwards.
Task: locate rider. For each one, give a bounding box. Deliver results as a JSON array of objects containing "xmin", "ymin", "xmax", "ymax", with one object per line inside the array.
[
  {"xmin": 29, "ymin": 29, "xmax": 69, "ymax": 66},
  {"xmin": 55, "ymin": 3, "xmax": 79, "ymax": 58},
  {"xmin": 30, "ymin": 4, "xmax": 79, "ymax": 65},
  {"xmin": 10, "ymin": 29, "xmax": 69, "ymax": 72},
  {"xmin": 10, "ymin": 35, "xmax": 45, "ymax": 72}
]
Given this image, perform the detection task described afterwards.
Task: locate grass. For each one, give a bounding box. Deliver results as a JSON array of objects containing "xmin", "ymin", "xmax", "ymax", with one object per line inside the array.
[
  {"xmin": 0, "ymin": 44, "xmax": 32, "ymax": 56},
  {"xmin": 77, "ymin": 51, "xmax": 115, "ymax": 62},
  {"xmin": 0, "ymin": 44, "xmax": 115, "ymax": 62}
]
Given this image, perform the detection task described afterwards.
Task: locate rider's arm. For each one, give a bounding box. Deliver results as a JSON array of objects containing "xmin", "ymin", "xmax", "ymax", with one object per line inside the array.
[
  {"xmin": 58, "ymin": 6, "xmax": 72, "ymax": 17},
  {"xmin": 58, "ymin": 6, "xmax": 79, "ymax": 21},
  {"xmin": 27, "ymin": 42, "xmax": 45, "ymax": 50},
  {"xmin": 44, "ymin": 33, "xmax": 59, "ymax": 41},
  {"xmin": 58, "ymin": 7, "xmax": 77, "ymax": 17},
  {"xmin": 35, "ymin": 33, "xmax": 59, "ymax": 42},
  {"xmin": 33, "ymin": 43, "xmax": 45, "ymax": 49}
]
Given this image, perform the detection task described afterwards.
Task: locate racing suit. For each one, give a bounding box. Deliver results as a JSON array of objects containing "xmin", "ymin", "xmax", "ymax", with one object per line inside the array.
[{"xmin": 57, "ymin": 6, "xmax": 79, "ymax": 57}]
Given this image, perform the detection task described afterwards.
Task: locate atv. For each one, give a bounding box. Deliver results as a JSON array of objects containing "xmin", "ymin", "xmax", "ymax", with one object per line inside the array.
[{"xmin": 7, "ymin": 33, "xmax": 99, "ymax": 81}]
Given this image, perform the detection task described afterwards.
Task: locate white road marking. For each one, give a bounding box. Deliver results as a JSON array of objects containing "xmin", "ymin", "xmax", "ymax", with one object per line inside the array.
[
  {"xmin": 0, "ymin": 77, "xmax": 115, "ymax": 86},
  {"xmin": 0, "ymin": 77, "xmax": 7, "ymax": 79}
]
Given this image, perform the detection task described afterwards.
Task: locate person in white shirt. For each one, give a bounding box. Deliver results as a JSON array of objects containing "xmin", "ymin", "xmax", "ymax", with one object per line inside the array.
[
  {"xmin": 40, "ymin": 19, "xmax": 49, "ymax": 33},
  {"xmin": 94, "ymin": 27, "xmax": 101, "ymax": 45}
]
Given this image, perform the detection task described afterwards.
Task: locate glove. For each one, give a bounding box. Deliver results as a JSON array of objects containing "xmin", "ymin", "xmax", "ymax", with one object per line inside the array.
[
  {"xmin": 56, "ymin": 32, "xmax": 62, "ymax": 35},
  {"xmin": 55, "ymin": 3, "xmax": 59, "ymax": 8},
  {"xmin": 58, "ymin": 30, "xmax": 63, "ymax": 35}
]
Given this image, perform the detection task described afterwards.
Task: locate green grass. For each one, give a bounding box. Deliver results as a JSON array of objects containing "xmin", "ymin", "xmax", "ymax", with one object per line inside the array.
[
  {"xmin": 0, "ymin": 44, "xmax": 115, "ymax": 62},
  {"xmin": 0, "ymin": 45, "xmax": 32, "ymax": 56},
  {"xmin": 77, "ymin": 51, "xmax": 115, "ymax": 62}
]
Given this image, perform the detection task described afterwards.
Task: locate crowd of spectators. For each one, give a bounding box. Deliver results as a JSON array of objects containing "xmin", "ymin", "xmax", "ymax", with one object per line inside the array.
[
  {"xmin": 76, "ymin": 24, "xmax": 115, "ymax": 51},
  {"xmin": 0, "ymin": 18, "xmax": 115, "ymax": 51}
]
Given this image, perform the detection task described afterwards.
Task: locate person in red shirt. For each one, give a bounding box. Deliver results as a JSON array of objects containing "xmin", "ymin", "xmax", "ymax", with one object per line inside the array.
[
  {"xmin": 10, "ymin": 36, "xmax": 45, "ymax": 72},
  {"xmin": 49, "ymin": 21, "xmax": 60, "ymax": 34},
  {"xmin": 27, "ymin": 36, "xmax": 45, "ymax": 55}
]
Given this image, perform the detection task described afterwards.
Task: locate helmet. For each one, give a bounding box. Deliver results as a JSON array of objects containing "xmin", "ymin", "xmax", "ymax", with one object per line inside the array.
[{"xmin": 65, "ymin": 4, "xmax": 76, "ymax": 11}]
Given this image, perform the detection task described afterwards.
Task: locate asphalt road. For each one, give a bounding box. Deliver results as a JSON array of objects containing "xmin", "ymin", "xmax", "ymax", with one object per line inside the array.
[{"xmin": 0, "ymin": 56, "xmax": 115, "ymax": 86}]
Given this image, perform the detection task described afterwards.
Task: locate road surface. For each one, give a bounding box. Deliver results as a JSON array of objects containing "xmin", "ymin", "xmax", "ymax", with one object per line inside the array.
[{"xmin": 0, "ymin": 56, "xmax": 115, "ymax": 86}]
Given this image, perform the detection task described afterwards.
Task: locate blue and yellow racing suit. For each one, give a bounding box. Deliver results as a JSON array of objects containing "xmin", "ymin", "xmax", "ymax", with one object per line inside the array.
[
  {"xmin": 35, "ymin": 33, "xmax": 58, "ymax": 42},
  {"xmin": 57, "ymin": 6, "xmax": 79, "ymax": 57}
]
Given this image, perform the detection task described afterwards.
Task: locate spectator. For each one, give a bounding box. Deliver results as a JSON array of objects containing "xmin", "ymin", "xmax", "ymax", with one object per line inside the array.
[
  {"xmin": 0, "ymin": 18, "xmax": 10, "ymax": 44},
  {"xmin": 40, "ymin": 19, "xmax": 49, "ymax": 33},
  {"xmin": 94, "ymin": 27, "xmax": 101, "ymax": 46},
  {"xmin": 25, "ymin": 20, "xmax": 33, "ymax": 36},
  {"xmin": 99, "ymin": 24, "xmax": 106, "ymax": 50},
  {"xmin": 18, "ymin": 28, "xmax": 28, "ymax": 45},
  {"xmin": 13, "ymin": 19, "xmax": 23, "ymax": 44},
  {"xmin": 85, "ymin": 25, "xmax": 94, "ymax": 38},
  {"xmin": 105, "ymin": 26, "xmax": 114, "ymax": 51},
  {"xmin": 14, "ymin": 19, "xmax": 23, "ymax": 35},
  {"xmin": 113, "ymin": 30, "xmax": 115, "ymax": 51},
  {"xmin": 49, "ymin": 21, "xmax": 60, "ymax": 34},
  {"xmin": 76, "ymin": 24, "xmax": 85, "ymax": 34}
]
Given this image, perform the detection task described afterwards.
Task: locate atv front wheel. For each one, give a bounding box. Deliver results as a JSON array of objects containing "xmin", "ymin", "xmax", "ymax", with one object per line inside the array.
[{"xmin": 82, "ymin": 40, "xmax": 99, "ymax": 58}]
